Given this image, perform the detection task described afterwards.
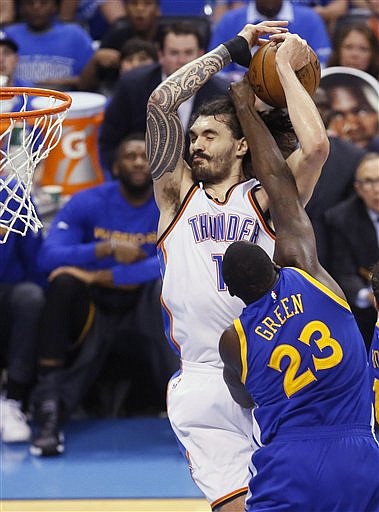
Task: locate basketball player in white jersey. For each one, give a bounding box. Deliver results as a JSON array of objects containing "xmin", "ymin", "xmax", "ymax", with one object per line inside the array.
[{"xmin": 146, "ymin": 23, "xmax": 329, "ymax": 512}]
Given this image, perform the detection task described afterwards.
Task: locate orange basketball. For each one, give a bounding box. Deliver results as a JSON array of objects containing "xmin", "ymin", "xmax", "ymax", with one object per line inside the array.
[{"xmin": 248, "ymin": 42, "xmax": 321, "ymax": 108}]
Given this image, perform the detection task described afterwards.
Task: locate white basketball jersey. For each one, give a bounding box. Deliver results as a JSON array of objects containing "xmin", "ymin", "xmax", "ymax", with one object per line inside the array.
[{"xmin": 158, "ymin": 179, "xmax": 275, "ymax": 368}]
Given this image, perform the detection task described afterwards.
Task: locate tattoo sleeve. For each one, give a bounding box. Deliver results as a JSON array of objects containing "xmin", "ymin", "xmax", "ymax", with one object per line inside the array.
[{"xmin": 146, "ymin": 45, "xmax": 232, "ymax": 180}]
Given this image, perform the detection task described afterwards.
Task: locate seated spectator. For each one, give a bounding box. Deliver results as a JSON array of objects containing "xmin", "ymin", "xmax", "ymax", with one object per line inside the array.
[
  {"xmin": 58, "ymin": 0, "xmax": 127, "ymax": 41},
  {"xmin": 0, "ymin": 180, "xmax": 45, "ymax": 443},
  {"xmin": 29, "ymin": 134, "xmax": 178, "ymax": 457},
  {"xmin": 4, "ymin": 0, "xmax": 94, "ymax": 91},
  {"xmin": 327, "ymin": 22, "xmax": 379, "ymax": 79},
  {"xmin": 80, "ymin": 37, "xmax": 158, "ymax": 96},
  {"xmin": 0, "ymin": 30, "xmax": 31, "ymax": 90},
  {"xmin": 119, "ymin": 37, "xmax": 158, "ymax": 75},
  {"xmin": 209, "ymin": 0, "xmax": 331, "ymax": 78},
  {"xmin": 99, "ymin": 20, "xmax": 229, "ymax": 172},
  {"xmin": 320, "ymin": 69, "xmax": 379, "ymax": 151},
  {"xmin": 78, "ymin": 0, "xmax": 160, "ymax": 94},
  {"xmin": 325, "ymin": 152, "xmax": 379, "ymax": 350}
]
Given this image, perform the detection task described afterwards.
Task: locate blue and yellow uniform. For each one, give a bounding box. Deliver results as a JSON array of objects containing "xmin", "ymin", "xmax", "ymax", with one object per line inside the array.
[
  {"xmin": 369, "ymin": 321, "xmax": 379, "ymax": 427},
  {"xmin": 235, "ymin": 267, "xmax": 379, "ymax": 511}
]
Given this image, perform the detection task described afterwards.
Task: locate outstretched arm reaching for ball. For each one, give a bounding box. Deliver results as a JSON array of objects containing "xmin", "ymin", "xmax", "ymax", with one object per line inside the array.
[{"xmin": 270, "ymin": 33, "xmax": 329, "ymax": 206}]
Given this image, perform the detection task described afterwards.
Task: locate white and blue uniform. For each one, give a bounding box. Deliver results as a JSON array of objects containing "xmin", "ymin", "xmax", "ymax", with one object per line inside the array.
[{"xmin": 157, "ymin": 179, "xmax": 275, "ymax": 509}]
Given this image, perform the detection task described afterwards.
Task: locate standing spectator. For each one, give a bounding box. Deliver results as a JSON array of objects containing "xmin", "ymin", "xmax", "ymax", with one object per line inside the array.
[
  {"xmin": 4, "ymin": 0, "xmax": 94, "ymax": 91},
  {"xmin": 99, "ymin": 21, "xmax": 229, "ymax": 173},
  {"xmin": 325, "ymin": 153, "xmax": 379, "ymax": 349},
  {"xmin": 219, "ymin": 78, "xmax": 379, "ymax": 511},
  {"xmin": 0, "ymin": 180, "xmax": 45, "ymax": 443},
  {"xmin": 209, "ymin": 0, "xmax": 331, "ymax": 77},
  {"xmin": 327, "ymin": 22, "xmax": 379, "ymax": 79},
  {"xmin": 320, "ymin": 69, "xmax": 379, "ymax": 151},
  {"xmin": 78, "ymin": 0, "xmax": 160, "ymax": 94},
  {"xmin": 29, "ymin": 133, "xmax": 177, "ymax": 457},
  {"xmin": 369, "ymin": 260, "xmax": 379, "ymax": 430}
]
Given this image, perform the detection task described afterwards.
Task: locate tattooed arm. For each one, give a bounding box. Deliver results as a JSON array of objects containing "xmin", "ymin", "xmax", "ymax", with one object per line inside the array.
[{"xmin": 146, "ymin": 22, "xmax": 288, "ymax": 229}]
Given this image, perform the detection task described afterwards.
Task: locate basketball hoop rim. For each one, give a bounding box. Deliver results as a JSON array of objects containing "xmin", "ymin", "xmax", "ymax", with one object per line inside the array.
[{"xmin": 0, "ymin": 87, "xmax": 72, "ymax": 119}]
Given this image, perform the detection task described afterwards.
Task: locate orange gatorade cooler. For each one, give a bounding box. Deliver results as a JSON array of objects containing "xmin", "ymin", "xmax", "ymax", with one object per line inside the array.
[{"xmin": 32, "ymin": 92, "xmax": 107, "ymax": 195}]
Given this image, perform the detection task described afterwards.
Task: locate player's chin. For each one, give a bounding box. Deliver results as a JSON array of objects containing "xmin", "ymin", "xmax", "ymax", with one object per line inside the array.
[{"xmin": 191, "ymin": 168, "xmax": 213, "ymax": 184}]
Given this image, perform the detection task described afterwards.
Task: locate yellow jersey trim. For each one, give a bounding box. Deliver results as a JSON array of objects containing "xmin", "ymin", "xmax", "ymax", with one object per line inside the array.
[
  {"xmin": 291, "ymin": 268, "xmax": 351, "ymax": 311},
  {"xmin": 234, "ymin": 318, "xmax": 248, "ymax": 385}
]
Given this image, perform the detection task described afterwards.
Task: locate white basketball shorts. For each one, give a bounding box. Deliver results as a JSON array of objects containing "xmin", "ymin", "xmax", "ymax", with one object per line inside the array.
[{"xmin": 167, "ymin": 359, "xmax": 254, "ymax": 509}]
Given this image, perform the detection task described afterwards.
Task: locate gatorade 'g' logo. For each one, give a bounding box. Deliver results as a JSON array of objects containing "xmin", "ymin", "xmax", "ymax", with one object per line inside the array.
[{"xmin": 62, "ymin": 131, "xmax": 87, "ymax": 159}]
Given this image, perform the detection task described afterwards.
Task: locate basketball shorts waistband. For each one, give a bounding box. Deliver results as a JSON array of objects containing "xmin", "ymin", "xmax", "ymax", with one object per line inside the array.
[
  {"xmin": 273, "ymin": 424, "xmax": 374, "ymax": 441},
  {"xmin": 181, "ymin": 359, "xmax": 223, "ymax": 374}
]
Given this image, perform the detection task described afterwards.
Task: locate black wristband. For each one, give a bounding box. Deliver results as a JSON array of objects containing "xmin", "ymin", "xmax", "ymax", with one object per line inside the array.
[{"xmin": 223, "ymin": 36, "xmax": 252, "ymax": 68}]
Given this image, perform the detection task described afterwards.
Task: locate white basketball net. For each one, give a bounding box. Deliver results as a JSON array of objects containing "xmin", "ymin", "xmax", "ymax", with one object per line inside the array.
[{"xmin": 0, "ymin": 91, "xmax": 69, "ymax": 243}]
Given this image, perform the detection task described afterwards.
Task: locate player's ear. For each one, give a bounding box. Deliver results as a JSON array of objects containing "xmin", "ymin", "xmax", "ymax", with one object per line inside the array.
[{"xmin": 236, "ymin": 137, "xmax": 248, "ymax": 157}]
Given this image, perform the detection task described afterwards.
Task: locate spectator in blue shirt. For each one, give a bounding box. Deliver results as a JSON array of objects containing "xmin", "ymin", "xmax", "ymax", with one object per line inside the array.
[
  {"xmin": 29, "ymin": 133, "xmax": 178, "ymax": 457},
  {"xmin": 4, "ymin": 0, "xmax": 94, "ymax": 91},
  {"xmin": 209, "ymin": 0, "xmax": 331, "ymax": 77},
  {"xmin": 0, "ymin": 181, "xmax": 45, "ymax": 444}
]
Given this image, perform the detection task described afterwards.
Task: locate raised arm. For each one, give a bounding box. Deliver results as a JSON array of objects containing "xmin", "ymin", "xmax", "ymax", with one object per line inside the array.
[
  {"xmin": 146, "ymin": 22, "xmax": 288, "ymax": 214},
  {"xmin": 272, "ymin": 34, "xmax": 330, "ymax": 205},
  {"xmin": 229, "ymin": 77, "xmax": 343, "ymax": 297}
]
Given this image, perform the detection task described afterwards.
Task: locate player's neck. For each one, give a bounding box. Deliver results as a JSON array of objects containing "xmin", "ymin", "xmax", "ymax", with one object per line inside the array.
[{"xmin": 204, "ymin": 172, "xmax": 245, "ymax": 202}]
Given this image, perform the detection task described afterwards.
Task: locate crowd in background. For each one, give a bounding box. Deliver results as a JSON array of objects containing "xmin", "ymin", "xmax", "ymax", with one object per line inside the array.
[{"xmin": 0, "ymin": 0, "xmax": 378, "ymax": 456}]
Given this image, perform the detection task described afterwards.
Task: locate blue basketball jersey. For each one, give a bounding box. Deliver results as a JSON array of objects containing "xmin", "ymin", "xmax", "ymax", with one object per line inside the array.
[
  {"xmin": 369, "ymin": 321, "xmax": 379, "ymax": 425},
  {"xmin": 235, "ymin": 267, "xmax": 372, "ymax": 445}
]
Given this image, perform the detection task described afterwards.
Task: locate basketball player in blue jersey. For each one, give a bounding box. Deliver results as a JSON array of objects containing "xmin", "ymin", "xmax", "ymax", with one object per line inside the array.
[
  {"xmin": 369, "ymin": 261, "xmax": 379, "ymax": 429},
  {"xmin": 220, "ymin": 77, "xmax": 379, "ymax": 511},
  {"xmin": 146, "ymin": 21, "xmax": 330, "ymax": 512}
]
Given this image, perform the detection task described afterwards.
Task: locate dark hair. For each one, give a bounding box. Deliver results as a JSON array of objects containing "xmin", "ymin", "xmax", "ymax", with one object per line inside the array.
[
  {"xmin": 371, "ymin": 260, "xmax": 379, "ymax": 304},
  {"xmin": 157, "ymin": 21, "xmax": 204, "ymax": 51},
  {"xmin": 259, "ymin": 109, "xmax": 298, "ymax": 160},
  {"xmin": 327, "ymin": 22, "xmax": 379, "ymax": 79},
  {"xmin": 120, "ymin": 37, "xmax": 158, "ymax": 61},
  {"xmin": 321, "ymin": 73, "xmax": 378, "ymax": 113},
  {"xmin": 115, "ymin": 132, "xmax": 145, "ymax": 159},
  {"xmin": 222, "ymin": 241, "xmax": 276, "ymax": 304},
  {"xmin": 190, "ymin": 96, "xmax": 252, "ymax": 177},
  {"xmin": 191, "ymin": 97, "xmax": 297, "ymax": 176},
  {"xmin": 190, "ymin": 96, "xmax": 244, "ymax": 139}
]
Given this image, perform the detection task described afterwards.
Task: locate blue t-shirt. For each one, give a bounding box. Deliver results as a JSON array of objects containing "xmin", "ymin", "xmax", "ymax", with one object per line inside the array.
[
  {"xmin": 0, "ymin": 179, "xmax": 44, "ymax": 285},
  {"xmin": 159, "ymin": 0, "xmax": 209, "ymax": 16},
  {"xmin": 5, "ymin": 21, "xmax": 94, "ymax": 86},
  {"xmin": 38, "ymin": 181, "xmax": 160, "ymax": 286}
]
